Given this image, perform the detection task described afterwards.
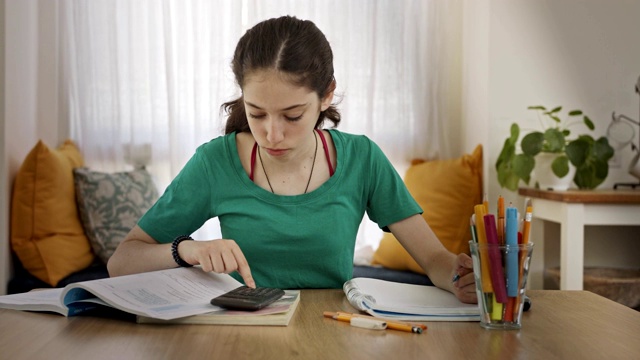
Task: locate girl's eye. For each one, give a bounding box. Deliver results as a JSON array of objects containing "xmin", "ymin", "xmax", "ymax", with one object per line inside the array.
[
  {"xmin": 285, "ymin": 115, "xmax": 303, "ymax": 121},
  {"xmin": 248, "ymin": 113, "xmax": 302, "ymax": 121}
]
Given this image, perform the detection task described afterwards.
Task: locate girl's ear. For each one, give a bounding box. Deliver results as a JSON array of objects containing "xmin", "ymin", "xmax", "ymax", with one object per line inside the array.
[{"xmin": 320, "ymin": 79, "xmax": 336, "ymax": 111}]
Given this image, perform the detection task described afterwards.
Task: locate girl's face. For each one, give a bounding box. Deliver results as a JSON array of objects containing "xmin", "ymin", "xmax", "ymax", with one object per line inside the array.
[{"xmin": 243, "ymin": 69, "xmax": 333, "ymax": 159}]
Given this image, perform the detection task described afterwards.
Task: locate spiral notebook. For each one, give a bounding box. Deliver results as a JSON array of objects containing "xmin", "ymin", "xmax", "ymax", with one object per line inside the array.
[{"xmin": 344, "ymin": 277, "xmax": 480, "ymax": 322}]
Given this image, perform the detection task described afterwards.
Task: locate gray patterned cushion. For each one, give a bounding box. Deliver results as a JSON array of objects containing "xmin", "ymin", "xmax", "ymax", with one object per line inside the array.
[{"xmin": 73, "ymin": 168, "xmax": 159, "ymax": 264}]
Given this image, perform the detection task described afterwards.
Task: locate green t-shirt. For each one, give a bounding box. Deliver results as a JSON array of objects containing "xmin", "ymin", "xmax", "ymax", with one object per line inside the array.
[{"xmin": 138, "ymin": 129, "xmax": 421, "ymax": 289}]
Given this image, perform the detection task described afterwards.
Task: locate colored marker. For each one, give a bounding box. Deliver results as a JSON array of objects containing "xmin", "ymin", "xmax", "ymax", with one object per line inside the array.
[
  {"xmin": 522, "ymin": 198, "xmax": 533, "ymax": 245},
  {"xmin": 474, "ymin": 205, "xmax": 493, "ymax": 293},
  {"xmin": 483, "ymin": 214, "xmax": 507, "ymax": 304},
  {"xmin": 497, "ymin": 196, "xmax": 505, "ymax": 245},
  {"xmin": 505, "ymin": 206, "xmax": 519, "ymax": 297}
]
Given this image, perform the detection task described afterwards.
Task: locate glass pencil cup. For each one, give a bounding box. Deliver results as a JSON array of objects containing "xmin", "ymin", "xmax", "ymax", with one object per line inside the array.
[{"xmin": 469, "ymin": 241, "xmax": 534, "ymax": 330}]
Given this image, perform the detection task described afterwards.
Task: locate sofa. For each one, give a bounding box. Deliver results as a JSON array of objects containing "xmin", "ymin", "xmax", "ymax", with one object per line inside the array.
[
  {"xmin": 8, "ymin": 140, "xmax": 482, "ymax": 294},
  {"xmin": 8, "ymin": 257, "xmax": 433, "ymax": 295},
  {"xmin": 8, "ymin": 140, "xmax": 158, "ymax": 293}
]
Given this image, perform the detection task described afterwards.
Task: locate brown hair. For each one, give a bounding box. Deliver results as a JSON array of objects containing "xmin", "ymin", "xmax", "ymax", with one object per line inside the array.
[{"xmin": 222, "ymin": 16, "xmax": 341, "ymax": 134}]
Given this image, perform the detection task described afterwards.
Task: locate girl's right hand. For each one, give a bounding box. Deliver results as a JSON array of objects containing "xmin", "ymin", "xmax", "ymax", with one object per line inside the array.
[{"xmin": 178, "ymin": 239, "xmax": 256, "ymax": 288}]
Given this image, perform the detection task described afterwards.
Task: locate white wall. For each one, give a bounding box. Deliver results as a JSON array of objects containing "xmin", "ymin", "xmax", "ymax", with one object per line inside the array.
[
  {"xmin": 487, "ymin": 0, "xmax": 640, "ymax": 205},
  {"xmin": 464, "ymin": 0, "xmax": 640, "ymax": 289},
  {"xmin": 2, "ymin": 0, "xmax": 60, "ymax": 294}
]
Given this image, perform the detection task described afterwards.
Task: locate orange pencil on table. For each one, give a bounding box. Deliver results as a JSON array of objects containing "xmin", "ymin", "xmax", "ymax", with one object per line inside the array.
[
  {"xmin": 328, "ymin": 312, "xmax": 351, "ymax": 322},
  {"xmin": 386, "ymin": 322, "xmax": 424, "ymax": 333},
  {"xmin": 335, "ymin": 311, "xmax": 427, "ymax": 330},
  {"xmin": 323, "ymin": 311, "xmax": 426, "ymax": 333}
]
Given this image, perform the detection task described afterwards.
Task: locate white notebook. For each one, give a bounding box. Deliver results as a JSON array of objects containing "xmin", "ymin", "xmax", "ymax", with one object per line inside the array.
[{"xmin": 344, "ymin": 277, "xmax": 480, "ymax": 321}]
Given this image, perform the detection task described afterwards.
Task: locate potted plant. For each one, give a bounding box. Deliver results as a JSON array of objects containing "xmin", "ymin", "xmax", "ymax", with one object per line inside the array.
[{"xmin": 496, "ymin": 105, "xmax": 615, "ymax": 191}]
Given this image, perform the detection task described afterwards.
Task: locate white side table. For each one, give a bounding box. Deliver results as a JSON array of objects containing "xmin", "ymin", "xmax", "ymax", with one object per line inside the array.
[{"xmin": 518, "ymin": 188, "xmax": 640, "ymax": 290}]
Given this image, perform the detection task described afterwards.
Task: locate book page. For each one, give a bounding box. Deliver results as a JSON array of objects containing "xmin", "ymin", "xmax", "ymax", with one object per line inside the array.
[
  {"xmin": 137, "ymin": 290, "xmax": 301, "ymax": 326},
  {"xmin": 62, "ymin": 267, "xmax": 242, "ymax": 320},
  {"xmin": 0, "ymin": 288, "xmax": 67, "ymax": 316},
  {"xmin": 346, "ymin": 278, "xmax": 479, "ymax": 321}
]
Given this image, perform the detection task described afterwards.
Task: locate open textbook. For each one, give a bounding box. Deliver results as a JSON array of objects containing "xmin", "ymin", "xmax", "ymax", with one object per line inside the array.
[
  {"xmin": 0, "ymin": 267, "xmax": 299, "ymax": 326},
  {"xmin": 344, "ymin": 277, "xmax": 480, "ymax": 322},
  {"xmin": 136, "ymin": 290, "xmax": 299, "ymax": 326}
]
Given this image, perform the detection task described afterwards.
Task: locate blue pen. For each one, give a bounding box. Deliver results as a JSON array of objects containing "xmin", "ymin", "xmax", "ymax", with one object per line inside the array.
[{"xmin": 505, "ymin": 207, "xmax": 519, "ymax": 297}]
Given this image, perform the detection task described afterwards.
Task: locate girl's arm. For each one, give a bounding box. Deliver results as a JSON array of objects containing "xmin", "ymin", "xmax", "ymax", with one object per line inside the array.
[
  {"xmin": 387, "ymin": 214, "xmax": 477, "ymax": 304},
  {"xmin": 107, "ymin": 225, "xmax": 255, "ymax": 288}
]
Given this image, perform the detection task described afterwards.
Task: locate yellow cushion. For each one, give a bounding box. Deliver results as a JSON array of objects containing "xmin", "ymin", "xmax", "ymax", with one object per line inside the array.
[
  {"xmin": 372, "ymin": 145, "xmax": 483, "ymax": 274},
  {"xmin": 10, "ymin": 140, "xmax": 95, "ymax": 286}
]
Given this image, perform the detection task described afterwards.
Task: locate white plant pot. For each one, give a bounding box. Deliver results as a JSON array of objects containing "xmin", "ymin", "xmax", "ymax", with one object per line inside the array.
[{"xmin": 533, "ymin": 153, "xmax": 576, "ymax": 191}]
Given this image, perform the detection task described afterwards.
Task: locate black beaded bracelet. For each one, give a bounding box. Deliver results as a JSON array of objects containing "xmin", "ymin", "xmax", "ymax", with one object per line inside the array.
[{"xmin": 171, "ymin": 235, "xmax": 193, "ymax": 267}]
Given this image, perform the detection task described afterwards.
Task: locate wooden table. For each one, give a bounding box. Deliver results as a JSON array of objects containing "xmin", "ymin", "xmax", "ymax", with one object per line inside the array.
[
  {"xmin": 1, "ymin": 289, "xmax": 639, "ymax": 359},
  {"xmin": 519, "ymin": 187, "xmax": 640, "ymax": 290}
]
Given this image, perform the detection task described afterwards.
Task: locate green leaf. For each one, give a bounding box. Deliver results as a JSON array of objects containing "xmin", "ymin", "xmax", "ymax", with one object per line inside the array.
[
  {"xmin": 496, "ymin": 161, "xmax": 510, "ymax": 188},
  {"xmin": 551, "ymin": 155, "xmax": 569, "ymax": 178},
  {"xmin": 550, "ymin": 106, "xmax": 562, "ymax": 113},
  {"xmin": 568, "ymin": 110, "xmax": 583, "ymax": 116},
  {"xmin": 521, "ymin": 132, "xmax": 544, "ymax": 155},
  {"xmin": 593, "ymin": 158, "xmax": 609, "ymax": 180},
  {"xmin": 577, "ymin": 134, "xmax": 595, "ymax": 143},
  {"xmin": 528, "ymin": 105, "xmax": 547, "ymax": 111},
  {"xmin": 573, "ymin": 159, "xmax": 608, "ymax": 190},
  {"xmin": 543, "ymin": 128, "xmax": 565, "ymax": 153},
  {"xmin": 583, "ymin": 116, "xmax": 595, "ymax": 130},
  {"xmin": 573, "ymin": 162, "xmax": 606, "ymax": 190},
  {"xmin": 509, "ymin": 123, "xmax": 520, "ymax": 144},
  {"xmin": 504, "ymin": 173, "xmax": 522, "ymax": 191},
  {"xmin": 513, "ymin": 154, "xmax": 534, "ymax": 182},
  {"xmin": 551, "ymin": 115, "xmax": 562, "ymax": 123},
  {"xmin": 573, "ymin": 165, "xmax": 595, "ymax": 189},
  {"xmin": 593, "ymin": 137, "xmax": 614, "ymax": 161},
  {"xmin": 566, "ymin": 139, "xmax": 589, "ymax": 166},
  {"xmin": 496, "ymin": 138, "xmax": 516, "ymax": 170},
  {"xmin": 497, "ymin": 156, "xmax": 523, "ymax": 191}
]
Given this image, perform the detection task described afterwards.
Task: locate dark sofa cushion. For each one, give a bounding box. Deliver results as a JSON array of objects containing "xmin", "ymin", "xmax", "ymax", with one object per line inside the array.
[{"xmin": 7, "ymin": 253, "xmax": 109, "ymax": 294}]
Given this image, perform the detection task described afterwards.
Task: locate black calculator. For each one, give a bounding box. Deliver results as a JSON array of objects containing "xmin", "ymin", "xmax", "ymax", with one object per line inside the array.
[{"xmin": 210, "ymin": 286, "xmax": 285, "ymax": 311}]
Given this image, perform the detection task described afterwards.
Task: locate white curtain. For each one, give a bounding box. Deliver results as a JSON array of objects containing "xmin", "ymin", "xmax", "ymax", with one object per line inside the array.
[{"xmin": 59, "ymin": 0, "xmax": 463, "ymax": 251}]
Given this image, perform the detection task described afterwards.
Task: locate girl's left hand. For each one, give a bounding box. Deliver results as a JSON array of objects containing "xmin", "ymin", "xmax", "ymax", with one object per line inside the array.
[{"xmin": 451, "ymin": 253, "xmax": 477, "ymax": 304}]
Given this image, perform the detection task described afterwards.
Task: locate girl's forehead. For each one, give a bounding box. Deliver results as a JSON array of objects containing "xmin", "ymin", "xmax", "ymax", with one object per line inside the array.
[
  {"xmin": 243, "ymin": 70, "xmax": 317, "ymax": 106},
  {"xmin": 244, "ymin": 69, "xmax": 299, "ymax": 87}
]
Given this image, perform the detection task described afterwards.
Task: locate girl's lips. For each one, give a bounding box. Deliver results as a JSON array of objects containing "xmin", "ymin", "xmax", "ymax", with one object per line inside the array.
[{"xmin": 265, "ymin": 148, "xmax": 288, "ymax": 156}]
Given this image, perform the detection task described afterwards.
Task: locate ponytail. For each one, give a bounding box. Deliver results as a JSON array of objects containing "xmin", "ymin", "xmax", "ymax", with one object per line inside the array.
[{"xmin": 222, "ymin": 97, "xmax": 250, "ymax": 134}]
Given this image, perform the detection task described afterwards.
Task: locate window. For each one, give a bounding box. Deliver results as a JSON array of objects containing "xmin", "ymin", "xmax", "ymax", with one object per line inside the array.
[{"xmin": 60, "ymin": 0, "xmax": 462, "ymax": 250}]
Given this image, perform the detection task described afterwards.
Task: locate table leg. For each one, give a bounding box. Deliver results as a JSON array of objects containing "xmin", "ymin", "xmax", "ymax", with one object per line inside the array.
[{"xmin": 560, "ymin": 203, "xmax": 585, "ymax": 290}]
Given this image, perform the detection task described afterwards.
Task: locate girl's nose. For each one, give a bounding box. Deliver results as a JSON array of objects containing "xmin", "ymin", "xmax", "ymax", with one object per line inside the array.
[{"xmin": 265, "ymin": 118, "xmax": 285, "ymax": 144}]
